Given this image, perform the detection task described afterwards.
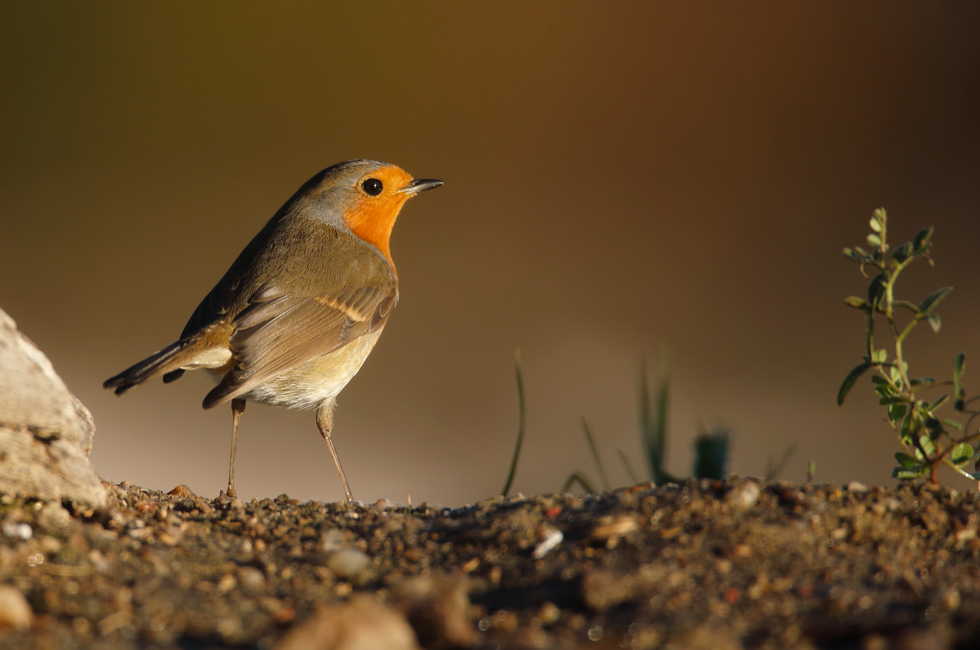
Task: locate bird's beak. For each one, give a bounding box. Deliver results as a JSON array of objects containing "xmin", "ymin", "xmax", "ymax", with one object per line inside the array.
[{"xmin": 401, "ymin": 178, "xmax": 444, "ymax": 195}]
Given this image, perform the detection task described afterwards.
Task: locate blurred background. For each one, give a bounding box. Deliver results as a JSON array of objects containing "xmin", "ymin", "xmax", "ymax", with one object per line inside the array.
[{"xmin": 2, "ymin": 3, "xmax": 979, "ymax": 506}]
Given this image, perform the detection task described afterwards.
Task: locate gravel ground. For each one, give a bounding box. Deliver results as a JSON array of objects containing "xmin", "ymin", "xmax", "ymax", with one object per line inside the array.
[{"xmin": 0, "ymin": 478, "xmax": 979, "ymax": 649}]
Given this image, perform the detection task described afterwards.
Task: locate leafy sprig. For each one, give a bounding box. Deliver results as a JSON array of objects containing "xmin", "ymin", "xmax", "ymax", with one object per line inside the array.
[{"xmin": 838, "ymin": 209, "xmax": 980, "ymax": 485}]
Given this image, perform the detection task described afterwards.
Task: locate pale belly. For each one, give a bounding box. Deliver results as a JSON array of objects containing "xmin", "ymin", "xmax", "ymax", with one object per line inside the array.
[{"xmin": 240, "ymin": 328, "xmax": 385, "ymax": 410}]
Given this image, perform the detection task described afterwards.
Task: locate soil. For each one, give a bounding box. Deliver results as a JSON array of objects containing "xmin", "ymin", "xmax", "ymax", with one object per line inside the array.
[{"xmin": 0, "ymin": 477, "xmax": 979, "ymax": 649}]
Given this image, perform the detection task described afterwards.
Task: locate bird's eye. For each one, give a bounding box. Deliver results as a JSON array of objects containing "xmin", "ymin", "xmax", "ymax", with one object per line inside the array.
[{"xmin": 362, "ymin": 178, "xmax": 383, "ymax": 196}]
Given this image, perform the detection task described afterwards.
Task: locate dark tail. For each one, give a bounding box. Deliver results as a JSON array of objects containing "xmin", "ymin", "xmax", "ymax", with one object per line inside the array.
[{"xmin": 104, "ymin": 339, "xmax": 194, "ymax": 395}]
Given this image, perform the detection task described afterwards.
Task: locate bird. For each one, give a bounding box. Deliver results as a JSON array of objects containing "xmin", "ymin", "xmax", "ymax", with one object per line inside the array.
[{"xmin": 104, "ymin": 160, "xmax": 443, "ymax": 502}]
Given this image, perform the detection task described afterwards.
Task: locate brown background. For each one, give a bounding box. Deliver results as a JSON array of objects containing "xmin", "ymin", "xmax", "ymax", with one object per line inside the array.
[{"xmin": 2, "ymin": 3, "xmax": 979, "ymax": 505}]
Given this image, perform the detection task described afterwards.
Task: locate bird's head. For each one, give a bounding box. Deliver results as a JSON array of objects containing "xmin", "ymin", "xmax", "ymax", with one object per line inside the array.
[{"xmin": 300, "ymin": 160, "xmax": 443, "ymax": 264}]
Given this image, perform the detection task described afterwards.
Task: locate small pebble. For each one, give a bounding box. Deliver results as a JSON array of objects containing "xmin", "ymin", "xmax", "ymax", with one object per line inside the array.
[
  {"xmin": 1, "ymin": 522, "xmax": 32, "ymax": 540},
  {"xmin": 590, "ymin": 515, "xmax": 637, "ymax": 540},
  {"xmin": 725, "ymin": 480, "xmax": 761, "ymax": 509},
  {"xmin": 238, "ymin": 566, "xmax": 266, "ymax": 591},
  {"xmin": 277, "ymin": 596, "xmax": 418, "ymax": 650},
  {"xmin": 581, "ymin": 569, "xmax": 634, "ymax": 611},
  {"xmin": 217, "ymin": 574, "xmax": 237, "ymax": 593},
  {"xmin": 0, "ymin": 586, "xmax": 32, "ymax": 630},
  {"xmin": 532, "ymin": 528, "xmax": 563, "ymax": 559},
  {"xmin": 167, "ymin": 485, "xmax": 194, "ymax": 498},
  {"xmin": 37, "ymin": 502, "xmax": 71, "ymax": 528},
  {"xmin": 326, "ymin": 548, "xmax": 370, "ymax": 582}
]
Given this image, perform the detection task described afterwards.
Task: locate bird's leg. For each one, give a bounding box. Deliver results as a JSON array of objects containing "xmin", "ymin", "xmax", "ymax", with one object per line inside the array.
[
  {"xmin": 316, "ymin": 399, "xmax": 354, "ymax": 503},
  {"xmin": 227, "ymin": 398, "xmax": 246, "ymax": 498}
]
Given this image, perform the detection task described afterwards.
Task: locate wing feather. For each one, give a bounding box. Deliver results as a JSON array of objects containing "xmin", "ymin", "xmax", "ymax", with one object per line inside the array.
[{"xmin": 202, "ymin": 284, "xmax": 396, "ymax": 408}]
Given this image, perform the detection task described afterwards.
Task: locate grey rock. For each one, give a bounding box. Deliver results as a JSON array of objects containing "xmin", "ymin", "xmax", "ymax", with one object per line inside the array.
[{"xmin": 0, "ymin": 308, "xmax": 106, "ymax": 507}]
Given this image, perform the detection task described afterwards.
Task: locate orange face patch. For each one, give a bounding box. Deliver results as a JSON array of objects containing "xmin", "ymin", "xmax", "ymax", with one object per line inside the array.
[{"xmin": 342, "ymin": 165, "xmax": 416, "ymax": 266}]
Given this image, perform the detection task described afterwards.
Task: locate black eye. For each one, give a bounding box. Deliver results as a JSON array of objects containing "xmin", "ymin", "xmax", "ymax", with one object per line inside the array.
[{"xmin": 362, "ymin": 178, "xmax": 383, "ymax": 196}]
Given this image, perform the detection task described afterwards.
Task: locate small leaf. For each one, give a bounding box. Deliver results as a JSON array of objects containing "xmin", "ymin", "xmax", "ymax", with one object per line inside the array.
[
  {"xmin": 843, "ymin": 296, "xmax": 870, "ymax": 310},
  {"xmin": 892, "ymin": 242, "xmax": 911, "ymax": 263},
  {"xmin": 871, "ymin": 349, "xmax": 888, "ymax": 364},
  {"xmin": 942, "ymin": 419, "xmax": 963, "ymax": 430},
  {"xmin": 838, "ymin": 362, "xmax": 871, "ymax": 406},
  {"xmin": 929, "ymin": 394, "xmax": 949, "ymax": 411},
  {"xmin": 893, "ymin": 465, "xmax": 928, "ymax": 480},
  {"xmin": 869, "ymin": 215, "xmax": 882, "ymax": 233},
  {"xmin": 923, "ymin": 420, "xmax": 943, "ymax": 444},
  {"xmin": 874, "ymin": 383, "xmax": 896, "ymax": 399},
  {"xmin": 888, "ymin": 403, "xmax": 907, "ymax": 422},
  {"xmin": 901, "ymin": 413, "xmax": 919, "ymax": 447},
  {"xmin": 950, "ymin": 443, "xmax": 974, "ymax": 465},
  {"xmin": 871, "ymin": 375, "xmax": 890, "ymax": 386},
  {"xmin": 919, "ymin": 434, "xmax": 937, "ymax": 456},
  {"xmin": 918, "ymin": 287, "xmax": 954, "ymax": 314},
  {"xmin": 925, "ymin": 313, "xmax": 942, "ymax": 334},
  {"xmin": 867, "ymin": 233, "xmax": 882, "ymax": 248},
  {"xmin": 867, "ymin": 274, "xmax": 886, "ymax": 307},
  {"xmin": 889, "ymin": 364, "xmax": 903, "ymax": 383},
  {"xmin": 913, "ymin": 226, "xmax": 934, "ymax": 252},
  {"xmin": 843, "ymin": 248, "xmax": 863, "ymax": 263},
  {"xmin": 895, "ymin": 452, "xmax": 919, "ymax": 469},
  {"xmin": 910, "ymin": 377, "xmax": 935, "ymax": 387}
]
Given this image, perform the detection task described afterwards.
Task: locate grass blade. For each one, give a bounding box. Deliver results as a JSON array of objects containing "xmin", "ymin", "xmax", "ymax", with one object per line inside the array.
[
  {"xmin": 582, "ymin": 418, "xmax": 610, "ymax": 491},
  {"xmin": 501, "ymin": 351, "xmax": 526, "ymax": 497},
  {"xmin": 764, "ymin": 441, "xmax": 798, "ymax": 481},
  {"xmin": 561, "ymin": 471, "xmax": 597, "ymax": 494},
  {"xmin": 617, "ymin": 447, "xmax": 640, "ymax": 485}
]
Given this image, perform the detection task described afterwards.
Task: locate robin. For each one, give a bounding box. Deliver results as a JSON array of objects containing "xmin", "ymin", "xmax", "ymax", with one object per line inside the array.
[{"xmin": 104, "ymin": 160, "xmax": 443, "ymax": 502}]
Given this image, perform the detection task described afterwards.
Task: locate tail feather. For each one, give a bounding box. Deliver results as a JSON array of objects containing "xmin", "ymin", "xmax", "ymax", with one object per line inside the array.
[{"xmin": 104, "ymin": 339, "xmax": 195, "ymax": 395}]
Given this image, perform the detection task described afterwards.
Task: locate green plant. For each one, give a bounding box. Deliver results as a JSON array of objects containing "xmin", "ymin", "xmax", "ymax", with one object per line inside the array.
[
  {"xmin": 639, "ymin": 361, "xmax": 680, "ymax": 485},
  {"xmin": 563, "ymin": 363, "xmax": 735, "ymax": 493},
  {"xmin": 838, "ymin": 208, "xmax": 980, "ymax": 485},
  {"xmin": 693, "ymin": 426, "xmax": 731, "ymax": 480}
]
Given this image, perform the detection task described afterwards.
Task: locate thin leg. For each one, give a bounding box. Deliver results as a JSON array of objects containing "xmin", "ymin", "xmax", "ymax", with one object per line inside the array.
[
  {"xmin": 227, "ymin": 398, "xmax": 246, "ymax": 498},
  {"xmin": 316, "ymin": 398, "xmax": 353, "ymax": 503}
]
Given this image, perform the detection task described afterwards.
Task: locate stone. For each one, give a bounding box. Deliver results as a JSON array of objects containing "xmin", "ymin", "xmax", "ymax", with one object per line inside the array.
[
  {"xmin": 581, "ymin": 569, "xmax": 636, "ymax": 612},
  {"xmin": 725, "ymin": 479, "xmax": 761, "ymax": 510},
  {"xmin": 276, "ymin": 595, "xmax": 421, "ymax": 650},
  {"xmin": 0, "ymin": 307, "xmax": 106, "ymax": 507},
  {"xmin": 326, "ymin": 547, "xmax": 371, "ymax": 584},
  {"xmin": 390, "ymin": 573, "xmax": 477, "ymax": 648},
  {"xmin": 0, "ymin": 586, "xmax": 32, "ymax": 631}
]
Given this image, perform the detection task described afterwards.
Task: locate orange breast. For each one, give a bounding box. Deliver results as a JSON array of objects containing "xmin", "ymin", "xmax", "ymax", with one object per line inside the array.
[{"xmin": 343, "ymin": 165, "xmax": 415, "ymax": 266}]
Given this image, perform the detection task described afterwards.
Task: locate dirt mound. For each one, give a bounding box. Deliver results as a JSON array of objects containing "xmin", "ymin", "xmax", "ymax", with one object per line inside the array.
[{"xmin": 0, "ymin": 478, "xmax": 978, "ymax": 649}]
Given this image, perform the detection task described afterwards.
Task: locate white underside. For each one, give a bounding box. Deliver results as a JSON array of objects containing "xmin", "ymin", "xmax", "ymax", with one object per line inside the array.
[
  {"xmin": 180, "ymin": 347, "xmax": 233, "ymax": 369},
  {"xmin": 241, "ymin": 328, "xmax": 385, "ymax": 410}
]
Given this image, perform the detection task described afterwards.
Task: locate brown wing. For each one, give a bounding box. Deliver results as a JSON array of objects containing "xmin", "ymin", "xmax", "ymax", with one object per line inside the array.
[
  {"xmin": 201, "ymin": 282, "xmax": 397, "ymax": 409},
  {"xmin": 161, "ymin": 215, "xmax": 284, "ymax": 384}
]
